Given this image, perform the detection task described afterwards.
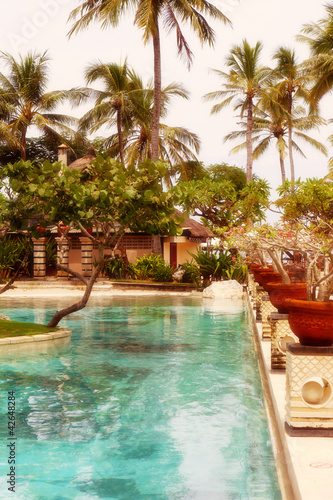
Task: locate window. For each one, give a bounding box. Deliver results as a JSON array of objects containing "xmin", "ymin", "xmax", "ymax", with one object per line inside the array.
[{"xmin": 123, "ymin": 235, "xmax": 152, "ymax": 250}]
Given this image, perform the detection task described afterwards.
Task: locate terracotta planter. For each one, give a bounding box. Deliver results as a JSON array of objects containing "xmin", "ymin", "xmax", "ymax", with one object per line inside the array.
[
  {"xmin": 57, "ymin": 224, "xmax": 68, "ymax": 237},
  {"xmin": 266, "ymin": 282, "xmax": 307, "ymax": 314},
  {"xmin": 81, "ymin": 227, "xmax": 93, "ymax": 237},
  {"xmin": 251, "ymin": 266, "xmax": 273, "ymax": 285},
  {"xmin": 285, "ymin": 298, "xmax": 333, "ymax": 346},
  {"xmin": 259, "ymin": 271, "xmax": 284, "ymax": 290}
]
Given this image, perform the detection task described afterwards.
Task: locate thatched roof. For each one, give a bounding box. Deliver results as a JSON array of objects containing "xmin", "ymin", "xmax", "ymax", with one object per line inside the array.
[
  {"xmin": 67, "ymin": 154, "xmax": 96, "ymax": 171},
  {"xmin": 175, "ymin": 209, "xmax": 214, "ymax": 239},
  {"xmin": 67, "ymin": 147, "xmax": 96, "ymax": 171}
]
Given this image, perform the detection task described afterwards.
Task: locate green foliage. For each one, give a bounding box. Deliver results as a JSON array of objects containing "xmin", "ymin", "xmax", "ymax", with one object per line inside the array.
[
  {"xmin": 181, "ymin": 261, "xmax": 201, "ymax": 285},
  {"xmin": 103, "ymin": 256, "xmax": 136, "ymax": 280},
  {"xmin": 276, "ymin": 178, "xmax": 333, "ymax": 223},
  {"xmin": 176, "ymin": 176, "xmax": 270, "ymax": 234},
  {"xmin": 0, "ymin": 157, "xmax": 181, "ymax": 238},
  {"xmin": 133, "ymin": 254, "xmax": 173, "ymax": 282},
  {"xmin": 206, "ymin": 163, "xmax": 247, "ymax": 190},
  {"xmin": 0, "ymin": 236, "xmax": 31, "ymax": 272},
  {"xmin": 45, "ymin": 238, "xmax": 57, "ymax": 267},
  {"xmin": 188, "ymin": 249, "xmax": 247, "ymax": 282}
]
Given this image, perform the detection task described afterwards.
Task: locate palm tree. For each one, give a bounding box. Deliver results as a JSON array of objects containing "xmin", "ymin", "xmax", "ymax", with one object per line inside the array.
[
  {"xmin": 0, "ymin": 51, "xmax": 83, "ymax": 160},
  {"xmin": 225, "ymin": 101, "xmax": 327, "ymax": 183},
  {"xmin": 68, "ymin": 0, "xmax": 230, "ymax": 162},
  {"xmin": 102, "ymin": 77, "xmax": 200, "ymax": 175},
  {"xmin": 271, "ymin": 47, "xmax": 312, "ymax": 183},
  {"xmin": 79, "ymin": 61, "xmax": 142, "ymax": 164},
  {"xmin": 204, "ymin": 40, "xmax": 270, "ymax": 182}
]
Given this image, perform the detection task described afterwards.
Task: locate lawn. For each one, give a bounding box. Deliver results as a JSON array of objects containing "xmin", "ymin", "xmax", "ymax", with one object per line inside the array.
[{"xmin": 0, "ymin": 320, "xmax": 58, "ymax": 338}]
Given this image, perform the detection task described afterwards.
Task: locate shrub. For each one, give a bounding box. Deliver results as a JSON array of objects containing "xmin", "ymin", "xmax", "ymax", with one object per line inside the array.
[
  {"xmin": 181, "ymin": 262, "xmax": 201, "ymax": 285},
  {"xmin": 0, "ymin": 236, "xmax": 31, "ymax": 274},
  {"xmin": 188, "ymin": 249, "xmax": 247, "ymax": 283},
  {"xmin": 133, "ymin": 254, "xmax": 173, "ymax": 282},
  {"xmin": 103, "ymin": 256, "xmax": 133, "ymax": 279}
]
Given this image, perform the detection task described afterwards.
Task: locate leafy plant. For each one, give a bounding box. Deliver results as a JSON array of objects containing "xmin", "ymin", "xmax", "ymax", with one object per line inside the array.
[
  {"xmin": 45, "ymin": 238, "xmax": 57, "ymax": 267},
  {"xmin": 150, "ymin": 260, "xmax": 174, "ymax": 282},
  {"xmin": 0, "ymin": 236, "xmax": 31, "ymax": 272},
  {"xmin": 188, "ymin": 249, "xmax": 247, "ymax": 283},
  {"xmin": 133, "ymin": 254, "xmax": 173, "ymax": 282},
  {"xmin": 103, "ymin": 256, "xmax": 135, "ymax": 279},
  {"xmin": 181, "ymin": 261, "xmax": 201, "ymax": 286}
]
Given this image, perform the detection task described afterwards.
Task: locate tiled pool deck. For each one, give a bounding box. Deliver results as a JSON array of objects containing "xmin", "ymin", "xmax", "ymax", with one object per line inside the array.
[{"xmin": 247, "ymin": 293, "xmax": 333, "ymax": 500}]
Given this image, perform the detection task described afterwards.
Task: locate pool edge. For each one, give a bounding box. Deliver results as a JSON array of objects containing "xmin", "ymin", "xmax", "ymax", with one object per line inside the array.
[{"xmin": 246, "ymin": 292, "xmax": 301, "ymax": 500}]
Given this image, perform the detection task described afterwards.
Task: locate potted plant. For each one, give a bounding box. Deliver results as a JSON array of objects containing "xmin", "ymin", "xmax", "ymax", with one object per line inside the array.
[{"xmin": 273, "ymin": 178, "xmax": 333, "ymax": 345}]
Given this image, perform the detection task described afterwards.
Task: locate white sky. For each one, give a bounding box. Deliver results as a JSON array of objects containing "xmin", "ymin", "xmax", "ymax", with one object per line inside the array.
[{"xmin": 0, "ymin": 0, "xmax": 331, "ymax": 194}]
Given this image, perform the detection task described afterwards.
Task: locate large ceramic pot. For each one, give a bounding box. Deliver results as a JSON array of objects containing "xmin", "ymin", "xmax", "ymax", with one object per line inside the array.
[
  {"xmin": 284, "ymin": 298, "xmax": 333, "ymax": 346},
  {"xmin": 266, "ymin": 282, "xmax": 307, "ymax": 314},
  {"xmin": 259, "ymin": 271, "xmax": 284, "ymax": 290},
  {"xmin": 251, "ymin": 266, "xmax": 273, "ymax": 285}
]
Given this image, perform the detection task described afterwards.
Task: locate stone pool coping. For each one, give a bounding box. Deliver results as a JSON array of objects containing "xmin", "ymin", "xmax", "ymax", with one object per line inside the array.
[
  {"xmin": 0, "ymin": 280, "xmax": 200, "ymax": 298},
  {"xmin": 247, "ymin": 292, "xmax": 333, "ymax": 500},
  {"xmin": 0, "ymin": 328, "xmax": 72, "ymax": 346}
]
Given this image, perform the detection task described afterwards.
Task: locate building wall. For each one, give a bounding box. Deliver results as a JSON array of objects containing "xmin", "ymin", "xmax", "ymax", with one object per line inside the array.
[
  {"xmin": 47, "ymin": 234, "xmax": 204, "ymax": 278},
  {"xmin": 163, "ymin": 237, "xmax": 202, "ymax": 267}
]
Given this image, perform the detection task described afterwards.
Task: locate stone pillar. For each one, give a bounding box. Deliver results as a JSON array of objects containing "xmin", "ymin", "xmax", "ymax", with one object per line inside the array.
[
  {"xmin": 56, "ymin": 238, "xmax": 70, "ymax": 279},
  {"xmin": 248, "ymin": 273, "xmax": 256, "ymax": 304},
  {"xmin": 33, "ymin": 237, "xmax": 47, "ymax": 279},
  {"xmin": 270, "ymin": 312, "xmax": 298, "ymax": 370},
  {"xmin": 81, "ymin": 237, "xmax": 93, "ymax": 277},
  {"xmin": 261, "ymin": 294, "xmax": 277, "ymax": 340},
  {"xmin": 285, "ymin": 343, "xmax": 333, "ymax": 436},
  {"xmin": 255, "ymin": 286, "xmax": 265, "ymax": 321}
]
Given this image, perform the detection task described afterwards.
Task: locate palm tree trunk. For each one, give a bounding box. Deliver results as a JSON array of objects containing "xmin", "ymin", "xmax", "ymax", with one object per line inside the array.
[
  {"xmin": 20, "ymin": 129, "xmax": 27, "ymax": 161},
  {"xmin": 246, "ymin": 98, "xmax": 253, "ymax": 182},
  {"xmin": 288, "ymin": 96, "xmax": 295, "ymax": 183},
  {"xmin": 151, "ymin": 22, "xmax": 161, "ymax": 162},
  {"xmin": 279, "ymin": 150, "xmax": 286, "ymax": 183},
  {"xmin": 117, "ymin": 108, "xmax": 125, "ymax": 164},
  {"xmin": 288, "ymin": 125, "xmax": 295, "ymax": 183}
]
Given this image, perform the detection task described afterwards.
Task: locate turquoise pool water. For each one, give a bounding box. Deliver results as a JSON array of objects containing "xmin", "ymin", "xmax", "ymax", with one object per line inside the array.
[{"xmin": 0, "ymin": 295, "xmax": 281, "ymax": 500}]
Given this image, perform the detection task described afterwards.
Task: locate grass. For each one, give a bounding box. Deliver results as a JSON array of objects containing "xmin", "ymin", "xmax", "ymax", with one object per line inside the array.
[{"xmin": 0, "ymin": 320, "xmax": 58, "ymax": 338}]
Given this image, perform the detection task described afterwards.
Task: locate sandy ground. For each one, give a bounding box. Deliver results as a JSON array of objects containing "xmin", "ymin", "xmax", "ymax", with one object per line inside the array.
[{"xmin": 0, "ymin": 283, "xmax": 198, "ymax": 299}]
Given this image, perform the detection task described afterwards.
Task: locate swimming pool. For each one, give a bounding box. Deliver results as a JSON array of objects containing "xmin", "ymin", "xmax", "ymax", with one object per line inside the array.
[{"xmin": 0, "ymin": 295, "xmax": 281, "ymax": 499}]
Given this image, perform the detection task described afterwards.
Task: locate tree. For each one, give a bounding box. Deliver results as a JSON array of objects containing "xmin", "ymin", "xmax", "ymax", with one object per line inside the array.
[
  {"xmin": 271, "ymin": 46, "xmax": 312, "ymax": 182},
  {"xmin": 79, "ymin": 61, "xmax": 141, "ymax": 164},
  {"xmin": 0, "ymin": 157, "xmax": 182, "ymax": 327},
  {"xmin": 0, "ymin": 51, "xmax": 84, "ymax": 160},
  {"xmin": 175, "ymin": 166, "xmax": 270, "ymax": 234},
  {"xmin": 0, "ymin": 134, "xmax": 93, "ymax": 166},
  {"xmin": 225, "ymin": 93, "xmax": 327, "ymax": 183},
  {"xmin": 102, "ymin": 76, "xmax": 200, "ymax": 171},
  {"xmin": 297, "ymin": 3, "xmax": 333, "ymax": 106},
  {"xmin": 204, "ymin": 40, "xmax": 270, "ymax": 182},
  {"xmin": 68, "ymin": 0, "xmax": 230, "ymax": 161}
]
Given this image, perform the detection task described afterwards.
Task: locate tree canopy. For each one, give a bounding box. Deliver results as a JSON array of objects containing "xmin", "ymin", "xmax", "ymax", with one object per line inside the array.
[{"xmin": 0, "ymin": 157, "xmax": 182, "ymax": 325}]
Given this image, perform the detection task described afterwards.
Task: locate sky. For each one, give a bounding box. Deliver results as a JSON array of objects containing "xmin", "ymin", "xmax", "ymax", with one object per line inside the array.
[{"xmin": 0, "ymin": 0, "xmax": 331, "ymax": 197}]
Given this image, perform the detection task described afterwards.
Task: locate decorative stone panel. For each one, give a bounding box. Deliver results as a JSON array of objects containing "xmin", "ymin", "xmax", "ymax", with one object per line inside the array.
[
  {"xmin": 270, "ymin": 312, "xmax": 298, "ymax": 370},
  {"xmin": 255, "ymin": 286, "xmax": 265, "ymax": 321},
  {"xmin": 261, "ymin": 295, "xmax": 277, "ymax": 340},
  {"xmin": 81, "ymin": 237, "xmax": 93, "ymax": 277},
  {"xmin": 248, "ymin": 273, "xmax": 256, "ymax": 301},
  {"xmin": 33, "ymin": 237, "xmax": 47, "ymax": 278},
  {"xmin": 56, "ymin": 238, "xmax": 70, "ymax": 279},
  {"xmin": 285, "ymin": 343, "xmax": 333, "ymax": 436}
]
